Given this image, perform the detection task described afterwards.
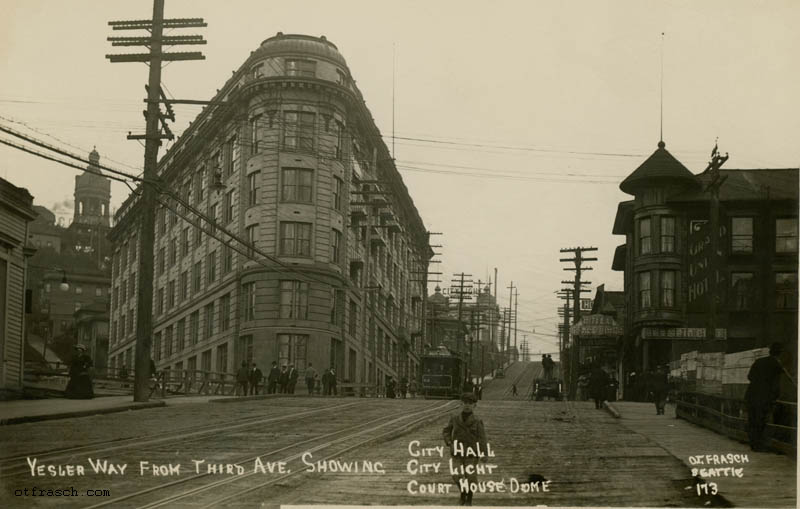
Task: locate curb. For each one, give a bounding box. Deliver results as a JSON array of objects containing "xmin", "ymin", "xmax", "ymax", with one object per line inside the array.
[
  {"xmin": 603, "ymin": 401, "xmax": 621, "ymax": 418},
  {"xmin": 0, "ymin": 400, "xmax": 166, "ymax": 426},
  {"xmin": 209, "ymin": 393, "xmax": 300, "ymax": 403}
]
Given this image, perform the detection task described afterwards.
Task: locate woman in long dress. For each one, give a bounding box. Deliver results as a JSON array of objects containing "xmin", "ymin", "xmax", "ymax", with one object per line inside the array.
[{"xmin": 65, "ymin": 345, "xmax": 94, "ymax": 399}]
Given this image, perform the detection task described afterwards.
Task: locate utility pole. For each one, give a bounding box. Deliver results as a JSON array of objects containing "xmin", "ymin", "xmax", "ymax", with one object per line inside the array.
[
  {"xmin": 451, "ymin": 272, "xmax": 473, "ymax": 354},
  {"xmin": 560, "ymin": 246, "xmax": 597, "ymax": 400},
  {"xmin": 513, "ymin": 287, "xmax": 519, "ymax": 359},
  {"xmin": 106, "ymin": 1, "xmax": 205, "ymax": 401},
  {"xmin": 506, "ymin": 281, "xmax": 515, "ymax": 363},
  {"xmin": 703, "ymin": 143, "xmax": 729, "ymax": 352}
]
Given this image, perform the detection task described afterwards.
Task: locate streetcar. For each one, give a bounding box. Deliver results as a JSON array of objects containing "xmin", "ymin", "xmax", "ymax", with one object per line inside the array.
[{"xmin": 421, "ymin": 346, "xmax": 465, "ymax": 399}]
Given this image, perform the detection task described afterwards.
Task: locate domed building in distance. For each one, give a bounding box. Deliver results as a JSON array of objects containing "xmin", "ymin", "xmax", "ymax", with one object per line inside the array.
[{"xmin": 110, "ymin": 34, "xmax": 433, "ymax": 386}]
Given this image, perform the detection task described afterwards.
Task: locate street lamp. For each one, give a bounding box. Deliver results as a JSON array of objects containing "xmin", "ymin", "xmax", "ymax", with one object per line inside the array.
[{"xmin": 58, "ymin": 268, "xmax": 69, "ymax": 292}]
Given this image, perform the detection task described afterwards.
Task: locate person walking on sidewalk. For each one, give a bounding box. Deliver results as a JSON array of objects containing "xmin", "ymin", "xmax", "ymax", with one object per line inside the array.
[
  {"xmin": 248, "ymin": 363, "xmax": 263, "ymax": 395},
  {"xmin": 235, "ymin": 361, "xmax": 249, "ymax": 396},
  {"xmin": 305, "ymin": 362, "xmax": 317, "ymax": 396},
  {"xmin": 267, "ymin": 361, "xmax": 280, "ymax": 394},
  {"xmin": 442, "ymin": 392, "xmax": 488, "ymax": 506},
  {"xmin": 65, "ymin": 345, "xmax": 94, "ymax": 399},
  {"xmin": 745, "ymin": 342, "xmax": 785, "ymax": 452},
  {"xmin": 650, "ymin": 365, "xmax": 669, "ymax": 415},
  {"xmin": 588, "ymin": 363, "xmax": 609, "ymax": 410}
]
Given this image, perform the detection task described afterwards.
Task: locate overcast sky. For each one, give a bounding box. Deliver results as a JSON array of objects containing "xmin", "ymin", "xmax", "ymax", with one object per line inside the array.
[{"xmin": 1, "ymin": 0, "xmax": 798, "ymax": 357}]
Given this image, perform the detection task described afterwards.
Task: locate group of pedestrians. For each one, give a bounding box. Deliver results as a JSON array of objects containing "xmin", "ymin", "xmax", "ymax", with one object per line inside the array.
[
  {"xmin": 384, "ymin": 377, "xmax": 419, "ymax": 398},
  {"xmin": 541, "ymin": 354, "xmax": 555, "ymax": 380},
  {"xmin": 234, "ymin": 361, "xmax": 340, "ymax": 396}
]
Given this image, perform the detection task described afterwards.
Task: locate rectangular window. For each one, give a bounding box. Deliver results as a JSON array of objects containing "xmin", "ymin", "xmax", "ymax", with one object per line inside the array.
[
  {"xmin": 660, "ymin": 217, "xmax": 675, "ymax": 253},
  {"xmin": 639, "ymin": 218, "xmax": 651, "ymax": 255},
  {"xmin": 277, "ymin": 334, "xmax": 308, "ymax": 368},
  {"xmin": 209, "ymin": 203, "xmax": 218, "ymax": 235},
  {"xmin": 121, "ymin": 280, "xmax": 127, "ymax": 303},
  {"xmin": 177, "ymin": 319, "xmax": 186, "ymax": 352},
  {"xmin": 207, "ymin": 250, "xmax": 217, "ymax": 284},
  {"xmin": 169, "ymin": 238, "xmax": 177, "ymax": 266},
  {"xmin": 120, "ymin": 314, "xmax": 126, "ymax": 338},
  {"xmin": 776, "ymin": 273, "xmax": 798, "ymax": 309},
  {"xmin": 660, "ymin": 270, "xmax": 675, "ymax": 307},
  {"xmin": 281, "ymin": 168, "xmax": 313, "ymax": 203},
  {"xmin": 731, "ymin": 272, "xmax": 754, "ymax": 310},
  {"xmin": 165, "ymin": 325, "xmax": 173, "ymax": 357},
  {"xmin": 196, "ymin": 168, "xmax": 205, "ymax": 203},
  {"xmin": 776, "ymin": 218, "xmax": 798, "ymax": 253},
  {"xmin": 223, "ymin": 245, "xmax": 233, "ymax": 273},
  {"xmin": 180, "ymin": 271, "xmax": 189, "ymax": 301},
  {"xmin": 220, "ymin": 293, "xmax": 231, "ymax": 331},
  {"xmin": 731, "ymin": 217, "xmax": 754, "ymax": 253},
  {"xmin": 157, "ymin": 288, "xmax": 164, "ymax": 315},
  {"xmin": 224, "ymin": 190, "xmax": 235, "ymax": 223},
  {"xmin": 348, "ymin": 299, "xmax": 358, "ymax": 336},
  {"xmin": 251, "ymin": 115, "xmax": 262, "ymax": 154},
  {"xmin": 193, "ymin": 226, "xmax": 202, "ymax": 250},
  {"xmin": 331, "ymin": 229, "xmax": 342, "ymax": 263},
  {"xmin": 279, "ymin": 280, "xmax": 309, "ymax": 319},
  {"xmin": 130, "ymin": 234, "xmax": 137, "ymax": 263},
  {"xmin": 248, "ymin": 172, "xmax": 258, "ymax": 206},
  {"xmin": 121, "ymin": 242, "xmax": 128, "ymax": 267},
  {"xmin": 639, "ymin": 272, "xmax": 651, "ymax": 308},
  {"xmin": 167, "ymin": 280, "xmax": 176, "ymax": 309},
  {"xmin": 246, "ymin": 224, "xmax": 258, "ymax": 257},
  {"xmin": 285, "ymin": 59, "xmax": 316, "ymax": 77},
  {"xmin": 204, "ymin": 302, "xmax": 214, "ymax": 339},
  {"xmin": 181, "ymin": 227, "xmax": 190, "ymax": 256},
  {"xmin": 332, "ymin": 176, "xmax": 343, "ymax": 210},
  {"xmin": 189, "ymin": 311, "xmax": 199, "ymax": 345},
  {"xmin": 242, "ymin": 282, "xmax": 256, "ymax": 321},
  {"xmin": 240, "ymin": 335, "xmax": 254, "ymax": 365},
  {"xmin": 283, "ymin": 112, "xmax": 315, "ymax": 152},
  {"xmin": 216, "ymin": 343, "xmax": 228, "ymax": 373},
  {"xmin": 279, "ymin": 222, "xmax": 312, "ymax": 256},
  {"xmin": 224, "ymin": 136, "xmax": 236, "ymax": 176},
  {"xmin": 157, "ymin": 247, "xmax": 165, "ymax": 275},
  {"xmin": 130, "ymin": 273, "xmax": 136, "ymax": 299},
  {"xmin": 153, "ymin": 332, "xmax": 161, "ymax": 362},
  {"xmin": 192, "ymin": 262, "xmax": 202, "ymax": 293}
]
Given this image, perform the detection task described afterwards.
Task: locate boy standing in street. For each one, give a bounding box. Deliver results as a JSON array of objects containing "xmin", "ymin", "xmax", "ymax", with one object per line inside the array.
[{"xmin": 443, "ymin": 392, "xmax": 488, "ymax": 506}]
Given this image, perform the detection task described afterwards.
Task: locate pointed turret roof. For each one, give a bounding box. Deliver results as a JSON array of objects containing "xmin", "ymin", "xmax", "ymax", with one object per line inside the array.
[{"xmin": 619, "ymin": 141, "xmax": 699, "ymax": 195}]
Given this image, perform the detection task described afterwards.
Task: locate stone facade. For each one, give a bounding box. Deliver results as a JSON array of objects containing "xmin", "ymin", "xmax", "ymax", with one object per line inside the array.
[{"xmin": 109, "ymin": 34, "xmax": 432, "ymax": 385}]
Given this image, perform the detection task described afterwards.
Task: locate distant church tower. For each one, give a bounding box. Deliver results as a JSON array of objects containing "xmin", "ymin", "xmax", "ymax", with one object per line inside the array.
[{"xmin": 73, "ymin": 147, "xmax": 111, "ymax": 227}]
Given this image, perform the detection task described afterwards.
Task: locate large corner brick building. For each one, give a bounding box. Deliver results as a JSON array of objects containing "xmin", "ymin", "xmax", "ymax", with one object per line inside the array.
[
  {"xmin": 109, "ymin": 34, "xmax": 432, "ymax": 385},
  {"xmin": 612, "ymin": 141, "xmax": 798, "ymax": 385}
]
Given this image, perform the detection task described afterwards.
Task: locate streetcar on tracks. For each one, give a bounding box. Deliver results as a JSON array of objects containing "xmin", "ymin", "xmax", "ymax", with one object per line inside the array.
[{"xmin": 421, "ymin": 346, "xmax": 465, "ymax": 399}]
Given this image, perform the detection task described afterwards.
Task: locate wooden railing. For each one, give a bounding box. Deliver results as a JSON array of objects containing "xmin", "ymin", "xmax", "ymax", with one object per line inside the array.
[{"xmin": 676, "ymin": 391, "xmax": 797, "ymax": 455}]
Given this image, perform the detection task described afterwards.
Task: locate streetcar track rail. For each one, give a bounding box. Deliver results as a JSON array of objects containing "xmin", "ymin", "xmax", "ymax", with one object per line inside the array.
[
  {"xmin": 0, "ymin": 400, "xmax": 363, "ymax": 478},
  {"xmin": 83, "ymin": 400, "xmax": 457, "ymax": 509}
]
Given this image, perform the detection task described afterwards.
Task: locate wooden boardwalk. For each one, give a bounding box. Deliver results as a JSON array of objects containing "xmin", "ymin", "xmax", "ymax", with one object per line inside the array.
[{"xmin": 613, "ymin": 401, "xmax": 797, "ymax": 508}]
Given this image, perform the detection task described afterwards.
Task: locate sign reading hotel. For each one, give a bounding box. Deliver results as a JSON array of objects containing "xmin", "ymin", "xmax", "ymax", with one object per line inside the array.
[
  {"xmin": 688, "ymin": 220, "xmax": 727, "ymax": 312},
  {"xmin": 572, "ymin": 314, "xmax": 623, "ymax": 337}
]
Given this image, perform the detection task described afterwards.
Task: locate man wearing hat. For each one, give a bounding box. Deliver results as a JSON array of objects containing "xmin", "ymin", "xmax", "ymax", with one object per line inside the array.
[
  {"xmin": 745, "ymin": 342, "xmax": 786, "ymax": 452},
  {"xmin": 442, "ymin": 392, "xmax": 488, "ymax": 506}
]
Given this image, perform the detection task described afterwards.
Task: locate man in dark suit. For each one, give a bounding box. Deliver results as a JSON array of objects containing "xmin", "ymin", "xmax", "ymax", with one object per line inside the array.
[
  {"xmin": 279, "ymin": 365, "xmax": 289, "ymax": 394},
  {"xmin": 267, "ymin": 361, "xmax": 280, "ymax": 394},
  {"xmin": 249, "ymin": 363, "xmax": 263, "ymax": 395},
  {"xmin": 746, "ymin": 342, "xmax": 785, "ymax": 452},
  {"xmin": 288, "ymin": 364, "xmax": 299, "ymax": 394}
]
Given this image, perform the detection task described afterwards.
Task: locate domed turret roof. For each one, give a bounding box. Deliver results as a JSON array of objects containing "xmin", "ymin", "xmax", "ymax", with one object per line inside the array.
[
  {"xmin": 477, "ymin": 285, "xmax": 494, "ymax": 305},
  {"xmin": 619, "ymin": 141, "xmax": 699, "ymax": 195},
  {"xmin": 428, "ymin": 285, "xmax": 448, "ymax": 308},
  {"xmin": 256, "ymin": 33, "xmax": 347, "ymax": 68}
]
